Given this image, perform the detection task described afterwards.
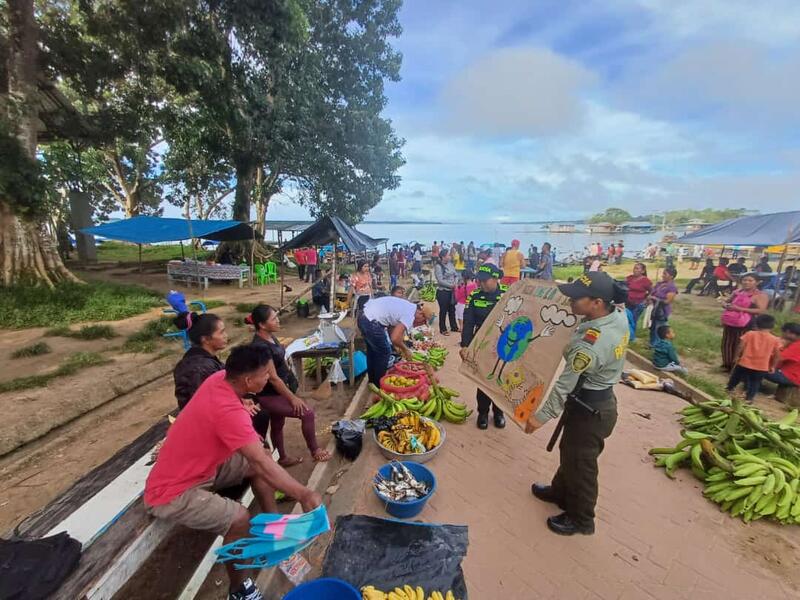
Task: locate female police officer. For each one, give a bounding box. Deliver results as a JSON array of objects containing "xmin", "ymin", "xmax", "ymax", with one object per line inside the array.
[{"xmin": 529, "ymin": 272, "xmax": 629, "ymax": 535}]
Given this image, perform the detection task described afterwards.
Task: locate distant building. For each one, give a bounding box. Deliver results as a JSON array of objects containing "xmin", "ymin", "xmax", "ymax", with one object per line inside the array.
[
  {"xmin": 685, "ymin": 219, "xmax": 711, "ymax": 233},
  {"xmin": 619, "ymin": 221, "xmax": 656, "ymax": 233},
  {"xmin": 548, "ymin": 223, "xmax": 576, "ymax": 233},
  {"xmin": 586, "ymin": 222, "xmax": 618, "ymax": 234}
]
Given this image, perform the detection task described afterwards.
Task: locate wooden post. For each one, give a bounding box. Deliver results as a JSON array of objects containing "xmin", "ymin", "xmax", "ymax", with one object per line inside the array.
[
  {"xmin": 179, "ymin": 240, "xmax": 185, "ymax": 260},
  {"xmin": 280, "ymin": 251, "xmax": 285, "ymax": 306},
  {"xmin": 331, "ymin": 239, "xmax": 337, "ymax": 309}
]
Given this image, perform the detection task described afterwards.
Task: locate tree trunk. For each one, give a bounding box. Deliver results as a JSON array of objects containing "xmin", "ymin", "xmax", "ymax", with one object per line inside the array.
[
  {"xmin": 3, "ymin": 0, "xmax": 78, "ymax": 287},
  {"xmin": 232, "ymin": 161, "xmax": 257, "ymax": 222}
]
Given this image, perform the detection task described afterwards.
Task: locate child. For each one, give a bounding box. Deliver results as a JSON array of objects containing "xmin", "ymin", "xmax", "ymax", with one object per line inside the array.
[
  {"xmin": 727, "ymin": 314, "xmax": 783, "ymax": 403},
  {"xmin": 652, "ymin": 325, "xmax": 688, "ymax": 377},
  {"xmin": 453, "ymin": 272, "xmax": 478, "ymax": 332}
]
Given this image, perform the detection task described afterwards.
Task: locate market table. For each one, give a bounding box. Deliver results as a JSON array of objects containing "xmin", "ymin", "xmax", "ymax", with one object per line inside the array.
[
  {"xmin": 290, "ymin": 327, "xmax": 356, "ymax": 391},
  {"xmin": 520, "ymin": 267, "xmax": 538, "ymax": 279},
  {"xmin": 167, "ymin": 260, "xmax": 250, "ymax": 289}
]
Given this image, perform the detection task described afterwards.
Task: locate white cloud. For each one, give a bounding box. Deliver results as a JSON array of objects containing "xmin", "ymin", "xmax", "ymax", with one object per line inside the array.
[
  {"xmin": 620, "ymin": 41, "xmax": 800, "ymax": 129},
  {"xmin": 439, "ymin": 47, "xmax": 596, "ymax": 138},
  {"xmin": 635, "ymin": 0, "xmax": 800, "ymax": 46}
]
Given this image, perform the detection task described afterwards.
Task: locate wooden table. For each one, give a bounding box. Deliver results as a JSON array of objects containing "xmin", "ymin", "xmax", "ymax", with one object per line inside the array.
[
  {"xmin": 167, "ymin": 261, "xmax": 250, "ymax": 289},
  {"xmin": 290, "ymin": 327, "xmax": 356, "ymax": 391}
]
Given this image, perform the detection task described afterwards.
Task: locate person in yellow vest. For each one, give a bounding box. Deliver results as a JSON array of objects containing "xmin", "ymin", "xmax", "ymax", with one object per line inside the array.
[{"xmin": 501, "ymin": 239, "xmax": 526, "ymax": 284}]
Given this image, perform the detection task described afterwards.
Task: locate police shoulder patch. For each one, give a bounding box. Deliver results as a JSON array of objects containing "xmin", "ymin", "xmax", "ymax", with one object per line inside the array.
[
  {"xmin": 582, "ymin": 328, "xmax": 601, "ymax": 345},
  {"xmin": 571, "ymin": 350, "xmax": 594, "ymax": 373}
]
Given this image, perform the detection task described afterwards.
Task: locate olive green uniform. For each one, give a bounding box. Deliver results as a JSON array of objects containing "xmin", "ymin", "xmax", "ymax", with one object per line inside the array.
[{"xmin": 535, "ymin": 308, "xmax": 629, "ymax": 527}]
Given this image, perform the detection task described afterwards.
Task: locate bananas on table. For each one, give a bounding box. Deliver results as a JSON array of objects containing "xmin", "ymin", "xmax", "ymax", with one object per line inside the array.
[
  {"xmin": 650, "ymin": 400, "xmax": 800, "ymax": 525},
  {"xmin": 376, "ymin": 412, "xmax": 442, "ymax": 455},
  {"xmin": 362, "ymin": 585, "xmax": 458, "ymax": 600}
]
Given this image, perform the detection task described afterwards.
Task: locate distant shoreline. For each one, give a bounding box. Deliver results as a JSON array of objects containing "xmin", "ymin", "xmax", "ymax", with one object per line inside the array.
[{"xmin": 363, "ymin": 220, "xmax": 588, "ymax": 225}]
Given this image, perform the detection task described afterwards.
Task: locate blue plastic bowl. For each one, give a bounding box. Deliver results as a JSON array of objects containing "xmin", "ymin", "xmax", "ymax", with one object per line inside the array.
[
  {"xmin": 373, "ymin": 461, "xmax": 437, "ymax": 519},
  {"xmin": 283, "ymin": 577, "xmax": 360, "ymax": 599}
]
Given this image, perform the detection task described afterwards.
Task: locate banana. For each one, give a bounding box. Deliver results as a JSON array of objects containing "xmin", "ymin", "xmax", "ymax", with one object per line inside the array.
[
  {"xmin": 404, "ymin": 585, "xmax": 416, "ymax": 600},
  {"xmin": 416, "ymin": 587, "xmax": 425, "ymax": 600},
  {"xmin": 733, "ymin": 475, "xmax": 767, "ymax": 487},
  {"xmin": 446, "ymin": 593, "xmax": 455, "ymax": 600},
  {"xmin": 773, "ymin": 466, "xmax": 786, "ymax": 492},
  {"xmin": 762, "ymin": 473, "xmax": 777, "ymax": 496},
  {"xmin": 733, "ymin": 463, "xmax": 768, "ymax": 478},
  {"xmin": 723, "ymin": 486, "xmax": 753, "ymax": 502},
  {"xmin": 690, "ymin": 442, "xmax": 704, "ymax": 470}
]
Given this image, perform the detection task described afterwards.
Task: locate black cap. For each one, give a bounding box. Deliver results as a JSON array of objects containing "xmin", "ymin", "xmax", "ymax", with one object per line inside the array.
[
  {"xmin": 476, "ymin": 263, "xmax": 503, "ymax": 281},
  {"xmin": 558, "ymin": 272, "xmax": 616, "ymax": 302}
]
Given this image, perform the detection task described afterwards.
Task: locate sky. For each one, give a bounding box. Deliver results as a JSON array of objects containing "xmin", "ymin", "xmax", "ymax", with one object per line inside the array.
[{"xmin": 241, "ymin": 0, "xmax": 800, "ymax": 223}]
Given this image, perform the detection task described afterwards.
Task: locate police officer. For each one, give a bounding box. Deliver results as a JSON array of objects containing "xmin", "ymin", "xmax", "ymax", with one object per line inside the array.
[
  {"xmin": 459, "ymin": 263, "xmax": 508, "ymax": 430},
  {"xmin": 529, "ymin": 272, "xmax": 629, "ymax": 535}
]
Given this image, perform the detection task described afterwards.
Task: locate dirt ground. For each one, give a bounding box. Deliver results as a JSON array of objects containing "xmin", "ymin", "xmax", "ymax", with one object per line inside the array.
[{"xmin": 0, "ymin": 265, "xmax": 331, "ymax": 535}]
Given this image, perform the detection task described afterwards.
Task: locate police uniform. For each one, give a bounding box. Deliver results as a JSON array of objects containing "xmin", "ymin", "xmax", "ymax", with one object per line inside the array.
[
  {"xmin": 460, "ymin": 263, "xmax": 508, "ymax": 429},
  {"xmin": 531, "ymin": 272, "xmax": 629, "ymax": 535}
]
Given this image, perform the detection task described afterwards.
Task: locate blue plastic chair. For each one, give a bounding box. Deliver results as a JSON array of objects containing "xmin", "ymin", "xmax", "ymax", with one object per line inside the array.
[{"xmin": 162, "ymin": 300, "xmax": 207, "ymax": 350}]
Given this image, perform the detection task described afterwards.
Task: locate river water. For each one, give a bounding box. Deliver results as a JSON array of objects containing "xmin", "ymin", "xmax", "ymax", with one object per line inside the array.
[{"xmin": 354, "ymin": 223, "xmax": 666, "ymax": 256}]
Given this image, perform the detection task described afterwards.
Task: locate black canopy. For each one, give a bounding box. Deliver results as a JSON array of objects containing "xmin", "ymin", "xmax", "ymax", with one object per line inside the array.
[{"xmin": 279, "ymin": 216, "xmax": 382, "ymax": 252}]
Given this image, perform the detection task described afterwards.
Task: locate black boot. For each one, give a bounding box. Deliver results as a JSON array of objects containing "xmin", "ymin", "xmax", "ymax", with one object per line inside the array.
[
  {"xmin": 477, "ymin": 413, "xmax": 489, "ymax": 430},
  {"xmin": 546, "ymin": 512, "xmax": 595, "ymax": 536},
  {"xmin": 531, "ymin": 483, "xmax": 564, "ymax": 508},
  {"xmin": 493, "ymin": 412, "xmax": 506, "ymax": 429}
]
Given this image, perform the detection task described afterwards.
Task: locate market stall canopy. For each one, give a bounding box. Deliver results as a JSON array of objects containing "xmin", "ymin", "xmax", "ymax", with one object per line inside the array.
[
  {"xmin": 677, "ymin": 211, "xmax": 800, "ymax": 247},
  {"xmin": 81, "ymin": 216, "xmax": 257, "ymax": 244},
  {"xmin": 279, "ymin": 216, "xmax": 382, "ymax": 252}
]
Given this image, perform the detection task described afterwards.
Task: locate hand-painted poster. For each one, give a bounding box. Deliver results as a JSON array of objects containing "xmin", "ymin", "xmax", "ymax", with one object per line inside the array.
[{"xmin": 459, "ymin": 280, "xmax": 579, "ymax": 433}]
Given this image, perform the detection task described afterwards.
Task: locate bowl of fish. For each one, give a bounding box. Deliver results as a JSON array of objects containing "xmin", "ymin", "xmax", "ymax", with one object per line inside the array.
[{"xmin": 372, "ymin": 460, "xmax": 436, "ymax": 518}]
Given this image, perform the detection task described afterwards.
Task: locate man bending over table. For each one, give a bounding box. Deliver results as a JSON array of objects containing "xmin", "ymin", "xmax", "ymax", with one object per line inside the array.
[{"xmin": 144, "ymin": 344, "xmax": 322, "ymax": 600}]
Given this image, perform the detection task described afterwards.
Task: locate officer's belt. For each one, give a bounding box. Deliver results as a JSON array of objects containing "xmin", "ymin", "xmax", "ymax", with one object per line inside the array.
[{"xmin": 573, "ymin": 387, "xmax": 614, "ymax": 405}]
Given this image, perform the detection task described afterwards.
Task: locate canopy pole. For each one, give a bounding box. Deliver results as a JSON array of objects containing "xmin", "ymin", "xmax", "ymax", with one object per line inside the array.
[
  {"xmin": 280, "ymin": 255, "xmax": 285, "ymax": 305},
  {"xmin": 331, "ymin": 240, "xmax": 337, "ymax": 312},
  {"xmin": 249, "ymin": 225, "xmax": 255, "ymax": 288},
  {"xmin": 180, "ymin": 240, "xmax": 185, "ymax": 260}
]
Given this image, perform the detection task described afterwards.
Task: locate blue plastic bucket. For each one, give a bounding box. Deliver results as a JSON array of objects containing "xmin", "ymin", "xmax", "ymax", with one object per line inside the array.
[
  {"xmin": 282, "ymin": 577, "xmax": 360, "ymax": 599},
  {"xmin": 373, "ymin": 461, "xmax": 437, "ymax": 519},
  {"xmin": 340, "ymin": 351, "xmax": 368, "ymax": 379}
]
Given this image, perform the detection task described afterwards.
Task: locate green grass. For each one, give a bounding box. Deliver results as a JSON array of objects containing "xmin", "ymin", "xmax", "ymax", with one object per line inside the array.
[
  {"xmin": 235, "ymin": 302, "xmax": 258, "ymax": 313},
  {"xmin": 0, "ymin": 351, "xmax": 110, "ymax": 393},
  {"xmin": 553, "ymin": 265, "xmax": 584, "ymax": 281},
  {"xmin": 122, "ymin": 317, "xmax": 176, "ymax": 353},
  {"xmin": 0, "ymin": 281, "xmax": 162, "ymax": 329},
  {"xmin": 685, "ymin": 375, "xmax": 728, "ymax": 399},
  {"xmin": 10, "ymin": 342, "xmax": 52, "ymax": 359},
  {"xmin": 44, "ymin": 324, "xmax": 117, "ymax": 340},
  {"xmin": 203, "ymin": 300, "xmax": 226, "ymax": 310},
  {"xmin": 96, "ymin": 241, "xmax": 212, "ymax": 263}
]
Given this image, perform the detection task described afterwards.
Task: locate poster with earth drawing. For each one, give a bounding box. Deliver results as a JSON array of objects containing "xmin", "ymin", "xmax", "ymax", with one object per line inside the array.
[{"xmin": 458, "ymin": 280, "xmax": 580, "ymax": 433}]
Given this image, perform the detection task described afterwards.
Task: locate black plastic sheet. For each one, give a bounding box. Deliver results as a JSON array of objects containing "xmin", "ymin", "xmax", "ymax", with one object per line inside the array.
[{"xmin": 322, "ymin": 515, "xmax": 469, "ymax": 598}]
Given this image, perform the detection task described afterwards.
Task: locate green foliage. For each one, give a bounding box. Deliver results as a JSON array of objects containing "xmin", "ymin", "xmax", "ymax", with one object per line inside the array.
[
  {"xmin": 122, "ymin": 317, "xmax": 176, "ymax": 353},
  {"xmin": 552, "ymin": 265, "xmax": 585, "ymax": 281},
  {"xmin": 235, "ymin": 302, "xmax": 259, "ymax": 313},
  {"xmin": 44, "ymin": 324, "xmax": 117, "ymax": 340},
  {"xmin": 10, "ymin": 342, "xmax": 53, "ymax": 359},
  {"xmin": 588, "ymin": 208, "xmax": 632, "ymax": 225},
  {"xmin": 0, "ymin": 124, "xmax": 47, "ymax": 218},
  {"xmin": 644, "ymin": 208, "xmax": 749, "ymax": 226},
  {"xmin": 0, "ymin": 351, "xmax": 110, "ymax": 393},
  {"xmin": 0, "ymin": 281, "xmax": 162, "ymax": 328}
]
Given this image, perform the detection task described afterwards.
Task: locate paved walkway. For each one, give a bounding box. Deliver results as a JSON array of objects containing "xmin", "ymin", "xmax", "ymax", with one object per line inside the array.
[{"xmin": 349, "ymin": 333, "xmax": 799, "ymax": 599}]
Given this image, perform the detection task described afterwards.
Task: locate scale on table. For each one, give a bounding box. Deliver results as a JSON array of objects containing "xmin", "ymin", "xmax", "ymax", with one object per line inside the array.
[{"xmin": 317, "ymin": 310, "xmax": 348, "ymax": 344}]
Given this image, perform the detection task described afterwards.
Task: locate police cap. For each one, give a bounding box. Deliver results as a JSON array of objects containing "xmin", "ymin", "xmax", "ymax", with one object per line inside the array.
[
  {"xmin": 558, "ymin": 272, "xmax": 620, "ymax": 302},
  {"xmin": 476, "ymin": 263, "xmax": 503, "ymax": 281}
]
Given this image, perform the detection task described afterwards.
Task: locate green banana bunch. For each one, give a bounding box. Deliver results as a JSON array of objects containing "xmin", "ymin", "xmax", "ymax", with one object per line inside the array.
[
  {"xmin": 651, "ymin": 402, "xmax": 800, "ymax": 525},
  {"xmin": 419, "ymin": 283, "xmax": 437, "ymax": 302},
  {"xmin": 411, "ymin": 346, "xmax": 449, "ymax": 370}
]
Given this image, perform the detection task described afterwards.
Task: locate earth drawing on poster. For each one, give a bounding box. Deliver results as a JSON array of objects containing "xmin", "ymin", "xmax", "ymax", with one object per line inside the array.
[{"xmin": 459, "ymin": 281, "xmax": 580, "ymax": 433}]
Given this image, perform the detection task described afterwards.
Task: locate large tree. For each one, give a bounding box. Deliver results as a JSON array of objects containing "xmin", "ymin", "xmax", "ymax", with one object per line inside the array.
[{"xmin": 0, "ymin": 0, "xmax": 78, "ymax": 286}]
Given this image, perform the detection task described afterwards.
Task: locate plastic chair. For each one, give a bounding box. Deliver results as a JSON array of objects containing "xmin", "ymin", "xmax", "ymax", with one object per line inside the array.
[
  {"xmin": 254, "ymin": 263, "xmax": 268, "ymax": 285},
  {"xmin": 264, "ymin": 261, "xmax": 278, "ymax": 283},
  {"xmin": 162, "ymin": 300, "xmax": 207, "ymax": 350}
]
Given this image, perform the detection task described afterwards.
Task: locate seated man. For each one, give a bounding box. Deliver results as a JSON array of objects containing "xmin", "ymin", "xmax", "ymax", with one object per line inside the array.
[
  {"xmin": 702, "ymin": 258, "xmax": 733, "ymax": 296},
  {"xmin": 764, "ymin": 323, "xmax": 800, "ymax": 389},
  {"xmin": 144, "ymin": 344, "xmax": 321, "ymax": 600},
  {"xmin": 311, "ymin": 273, "xmax": 331, "ymax": 313}
]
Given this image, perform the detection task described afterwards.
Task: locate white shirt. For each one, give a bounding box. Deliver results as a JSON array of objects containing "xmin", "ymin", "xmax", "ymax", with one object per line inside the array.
[
  {"xmin": 363, "ymin": 297, "xmax": 417, "ymax": 331},
  {"xmin": 413, "ymin": 250, "xmax": 422, "ymax": 261}
]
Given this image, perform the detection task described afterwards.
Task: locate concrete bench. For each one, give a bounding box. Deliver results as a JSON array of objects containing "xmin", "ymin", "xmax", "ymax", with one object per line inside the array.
[{"xmin": 776, "ymin": 385, "xmax": 800, "ymax": 408}]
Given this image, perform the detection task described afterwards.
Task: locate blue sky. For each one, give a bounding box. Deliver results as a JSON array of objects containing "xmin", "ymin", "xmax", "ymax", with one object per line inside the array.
[{"xmin": 249, "ymin": 1, "xmax": 800, "ymax": 223}]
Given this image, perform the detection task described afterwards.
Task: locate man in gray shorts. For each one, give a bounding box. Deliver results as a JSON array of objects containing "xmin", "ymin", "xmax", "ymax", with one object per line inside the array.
[{"xmin": 145, "ymin": 344, "xmax": 322, "ymax": 600}]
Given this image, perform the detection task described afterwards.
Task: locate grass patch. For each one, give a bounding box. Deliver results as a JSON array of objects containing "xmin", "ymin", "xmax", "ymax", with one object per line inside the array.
[
  {"xmin": 0, "ymin": 351, "xmax": 110, "ymax": 393},
  {"xmin": 122, "ymin": 317, "xmax": 176, "ymax": 353},
  {"xmin": 553, "ymin": 265, "xmax": 584, "ymax": 281},
  {"xmin": 235, "ymin": 302, "xmax": 258, "ymax": 313},
  {"xmin": 10, "ymin": 342, "xmax": 52, "ymax": 359},
  {"xmin": 96, "ymin": 241, "xmax": 212, "ymax": 263},
  {"xmin": 685, "ymin": 375, "xmax": 728, "ymax": 399},
  {"xmin": 203, "ymin": 300, "xmax": 226, "ymax": 309},
  {"xmin": 0, "ymin": 281, "xmax": 162, "ymax": 329},
  {"xmin": 44, "ymin": 324, "xmax": 117, "ymax": 340}
]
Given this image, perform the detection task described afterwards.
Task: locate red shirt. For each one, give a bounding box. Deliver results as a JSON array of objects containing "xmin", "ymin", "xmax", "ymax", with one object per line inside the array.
[
  {"xmin": 144, "ymin": 371, "xmax": 260, "ymax": 506},
  {"xmin": 738, "ymin": 330, "xmax": 782, "ymax": 372},
  {"xmin": 778, "ymin": 340, "xmax": 800, "ymax": 385},
  {"xmin": 713, "ymin": 266, "xmax": 731, "ymax": 281},
  {"xmin": 625, "ymin": 274, "xmax": 653, "ymax": 305},
  {"xmin": 294, "ymin": 249, "xmax": 306, "ymax": 265},
  {"xmin": 305, "ymin": 248, "xmax": 317, "ymax": 265}
]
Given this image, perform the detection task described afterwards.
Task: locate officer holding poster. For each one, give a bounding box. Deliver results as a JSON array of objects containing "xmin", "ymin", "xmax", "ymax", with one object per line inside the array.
[{"xmin": 529, "ymin": 272, "xmax": 629, "ymax": 536}]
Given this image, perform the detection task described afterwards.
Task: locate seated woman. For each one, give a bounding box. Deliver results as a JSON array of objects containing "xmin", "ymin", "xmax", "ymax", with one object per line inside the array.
[
  {"xmin": 172, "ymin": 312, "xmax": 269, "ymax": 436},
  {"xmin": 247, "ymin": 305, "xmax": 332, "ymax": 465}
]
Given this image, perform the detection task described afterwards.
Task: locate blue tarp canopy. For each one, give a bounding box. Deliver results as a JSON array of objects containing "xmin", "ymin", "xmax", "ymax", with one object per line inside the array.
[
  {"xmin": 678, "ymin": 211, "xmax": 800, "ymax": 247},
  {"xmin": 279, "ymin": 216, "xmax": 382, "ymax": 252},
  {"xmin": 81, "ymin": 216, "xmax": 256, "ymax": 244}
]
